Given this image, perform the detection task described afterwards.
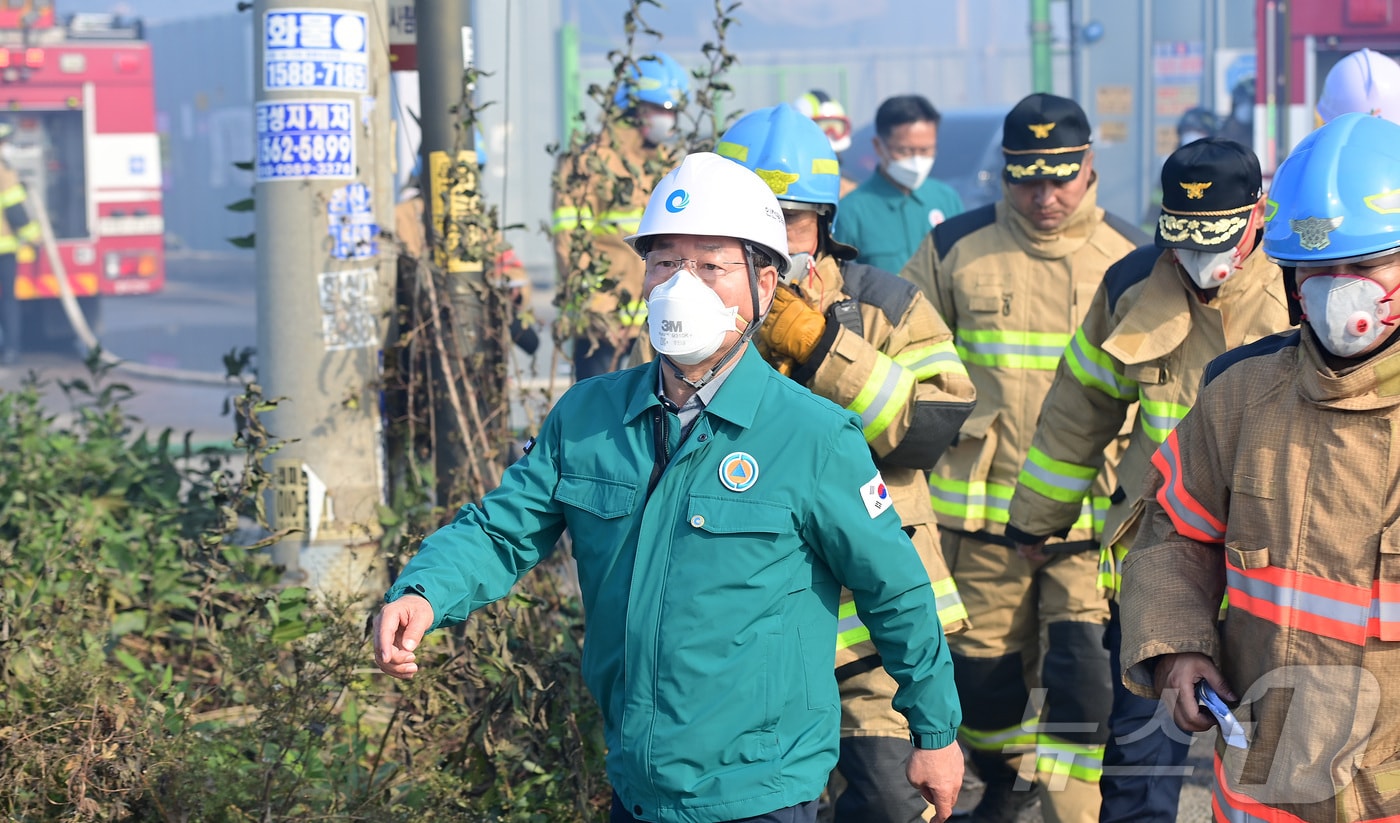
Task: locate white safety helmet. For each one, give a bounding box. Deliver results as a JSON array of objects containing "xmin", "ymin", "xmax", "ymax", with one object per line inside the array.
[
  {"xmin": 626, "ymin": 151, "xmax": 791, "ymax": 275},
  {"xmin": 1317, "ymin": 48, "xmax": 1400, "ymax": 126}
]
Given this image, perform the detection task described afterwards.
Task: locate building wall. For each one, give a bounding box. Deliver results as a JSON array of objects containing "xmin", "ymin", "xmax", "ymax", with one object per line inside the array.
[{"xmin": 148, "ymin": 12, "xmax": 256, "ymax": 253}]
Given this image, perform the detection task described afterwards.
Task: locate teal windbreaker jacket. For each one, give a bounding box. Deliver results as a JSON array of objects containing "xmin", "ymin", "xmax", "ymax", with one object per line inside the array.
[{"xmin": 387, "ymin": 345, "xmax": 961, "ymax": 823}]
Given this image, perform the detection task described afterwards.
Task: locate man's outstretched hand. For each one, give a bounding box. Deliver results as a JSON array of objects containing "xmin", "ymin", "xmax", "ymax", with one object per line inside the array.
[{"xmin": 373, "ymin": 594, "xmax": 435, "ymax": 679}]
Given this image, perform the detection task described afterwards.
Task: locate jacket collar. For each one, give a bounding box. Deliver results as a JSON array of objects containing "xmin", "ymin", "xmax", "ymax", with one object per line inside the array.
[
  {"xmin": 998, "ymin": 175, "xmax": 1102, "ymax": 260},
  {"xmin": 1298, "ymin": 327, "xmax": 1400, "ymax": 409},
  {"xmin": 623, "ymin": 345, "xmax": 768, "ymax": 428}
]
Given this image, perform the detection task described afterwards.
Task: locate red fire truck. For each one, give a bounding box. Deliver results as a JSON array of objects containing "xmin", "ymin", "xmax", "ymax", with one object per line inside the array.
[
  {"xmin": 0, "ymin": 0, "xmax": 163, "ymax": 346},
  {"xmin": 1257, "ymin": 0, "xmax": 1400, "ymax": 174}
]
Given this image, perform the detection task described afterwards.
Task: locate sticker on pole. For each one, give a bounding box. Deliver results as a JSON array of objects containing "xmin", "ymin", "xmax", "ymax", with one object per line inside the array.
[
  {"xmin": 256, "ymin": 100, "xmax": 355, "ymax": 181},
  {"xmin": 318, "ymin": 268, "xmax": 379, "ymax": 351},
  {"xmin": 263, "ymin": 8, "xmax": 368, "ymax": 92},
  {"xmin": 327, "ymin": 183, "xmax": 379, "ymax": 260}
]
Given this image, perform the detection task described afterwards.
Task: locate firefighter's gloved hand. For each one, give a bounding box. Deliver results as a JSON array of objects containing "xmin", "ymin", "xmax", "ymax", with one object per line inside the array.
[{"xmin": 760, "ymin": 287, "xmax": 826, "ymax": 364}]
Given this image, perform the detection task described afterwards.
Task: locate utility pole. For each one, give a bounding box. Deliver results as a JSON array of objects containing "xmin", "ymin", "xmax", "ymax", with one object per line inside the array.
[
  {"xmin": 254, "ymin": 0, "xmax": 393, "ymax": 598},
  {"xmin": 1030, "ymin": 0, "xmax": 1054, "ymax": 93},
  {"xmin": 416, "ymin": 0, "xmax": 497, "ymax": 503}
]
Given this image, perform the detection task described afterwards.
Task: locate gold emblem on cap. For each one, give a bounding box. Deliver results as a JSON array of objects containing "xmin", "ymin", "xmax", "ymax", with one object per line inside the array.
[
  {"xmin": 1005, "ymin": 158, "xmax": 1081, "ymax": 179},
  {"xmin": 1028, "ymin": 122, "xmax": 1056, "ymax": 139},
  {"xmin": 1290, "ymin": 216, "xmax": 1344, "ymax": 251},
  {"xmin": 1180, "ymin": 181, "xmax": 1212, "ymax": 200}
]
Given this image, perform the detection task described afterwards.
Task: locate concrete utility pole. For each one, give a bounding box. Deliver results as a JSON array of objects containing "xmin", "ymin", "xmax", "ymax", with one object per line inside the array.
[
  {"xmin": 415, "ymin": 0, "xmax": 496, "ymax": 502},
  {"xmin": 254, "ymin": 0, "xmax": 393, "ymax": 598}
]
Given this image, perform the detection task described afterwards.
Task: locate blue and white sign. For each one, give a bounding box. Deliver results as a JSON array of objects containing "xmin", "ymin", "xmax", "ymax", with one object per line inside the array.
[
  {"xmin": 256, "ymin": 100, "xmax": 355, "ymax": 181},
  {"xmin": 327, "ymin": 182, "xmax": 379, "ymax": 260},
  {"xmin": 263, "ymin": 8, "xmax": 368, "ymax": 92}
]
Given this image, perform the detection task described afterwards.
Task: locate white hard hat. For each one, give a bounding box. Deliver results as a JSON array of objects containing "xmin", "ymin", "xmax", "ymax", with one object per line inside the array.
[
  {"xmin": 627, "ymin": 151, "xmax": 791, "ymax": 274},
  {"xmin": 1317, "ymin": 48, "xmax": 1400, "ymax": 126}
]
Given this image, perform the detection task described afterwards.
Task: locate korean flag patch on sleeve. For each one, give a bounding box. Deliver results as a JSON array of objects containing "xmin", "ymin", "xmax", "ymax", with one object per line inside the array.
[{"xmin": 860, "ymin": 473, "xmax": 892, "ymax": 519}]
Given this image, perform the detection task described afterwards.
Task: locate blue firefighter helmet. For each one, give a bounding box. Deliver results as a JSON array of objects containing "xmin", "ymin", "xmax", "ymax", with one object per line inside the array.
[
  {"xmin": 1264, "ymin": 112, "xmax": 1400, "ymax": 266},
  {"xmin": 716, "ymin": 104, "xmax": 843, "ymax": 214},
  {"xmin": 613, "ymin": 52, "xmax": 690, "ymax": 112}
]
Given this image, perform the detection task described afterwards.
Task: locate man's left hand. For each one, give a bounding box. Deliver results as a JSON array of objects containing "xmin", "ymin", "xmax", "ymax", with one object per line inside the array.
[{"xmin": 907, "ymin": 741, "xmax": 964, "ymax": 823}]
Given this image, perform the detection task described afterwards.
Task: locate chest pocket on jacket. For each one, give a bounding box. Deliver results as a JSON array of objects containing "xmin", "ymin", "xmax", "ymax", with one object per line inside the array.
[
  {"xmin": 556, "ymin": 474, "xmax": 637, "ymax": 518},
  {"xmin": 681, "ymin": 495, "xmax": 797, "ymax": 585},
  {"xmin": 556, "ymin": 475, "xmax": 638, "ymax": 563},
  {"xmin": 686, "ymin": 495, "xmax": 795, "ymax": 536},
  {"xmin": 965, "ymin": 289, "xmax": 1005, "ymax": 316}
]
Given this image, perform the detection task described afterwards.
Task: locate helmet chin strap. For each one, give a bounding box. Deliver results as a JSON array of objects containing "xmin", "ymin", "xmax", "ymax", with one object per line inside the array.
[{"xmin": 667, "ymin": 246, "xmax": 768, "ymax": 391}]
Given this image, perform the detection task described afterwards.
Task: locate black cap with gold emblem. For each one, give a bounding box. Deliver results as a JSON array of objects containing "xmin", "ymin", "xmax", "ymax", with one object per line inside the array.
[
  {"xmin": 1001, "ymin": 93, "xmax": 1092, "ymax": 183},
  {"xmin": 1155, "ymin": 137, "xmax": 1262, "ymax": 252}
]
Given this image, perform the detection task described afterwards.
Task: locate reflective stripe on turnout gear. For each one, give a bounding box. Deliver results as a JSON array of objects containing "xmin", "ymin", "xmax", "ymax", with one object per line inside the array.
[
  {"xmin": 1138, "ymin": 396, "xmax": 1191, "ymax": 444},
  {"xmin": 896, "ymin": 340, "xmax": 969, "ymax": 381},
  {"xmin": 954, "ymin": 328, "xmax": 1071, "ymax": 371},
  {"xmin": 1151, "ymin": 429, "xmax": 1227, "ymax": 543},
  {"xmin": 932, "ymin": 474, "xmax": 1108, "ymax": 534},
  {"xmin": 1066, "ymin": 325, "xmax": 1138, "ymax": 400},
  {"xmin": 847, "ymin": 352, "xmax": 917, "ymax": 443},
  {"xmin": 0, "ymin": 182, "xmax": 25, "ymax": 208},
  {"xmin": 836, "ymin": 577, "xmax": 967, "ymax": 651},
  {"xmin": 550, "ymin": 205, "xmax": 646, "ymax": 236},
  {"xmin": 1018, "ymin": 446, "xmax": 1098, "ymax": 504},
  {"xmin": 1036, "ymin": 740, "xmax": 1105, "ymax": 783},
  {"xmin": 1097, "ymin": 542, "xmax": 1129, "ymax": 595},
  {"xmin": 959, "ymin": 718, "xmax": 1037, "ymax": 752},
  {"xmin": 1226, "ymin": 556, "xmax": 1400, "ymax": 646}
]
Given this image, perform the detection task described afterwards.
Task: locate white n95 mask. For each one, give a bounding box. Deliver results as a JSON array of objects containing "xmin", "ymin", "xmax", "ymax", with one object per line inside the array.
[
  {"xmin": 646, "ymin": 270, "xmax": 742, "ymax": 365},
  {"xmin": 885, "ymin": 155, "xmax": 934, "ymax": 191},
  {"xmin": 1176, "ymin": 248, "xmax": 1240, "ymax": 289},
  {"xmin": 641, "ymin": 111, "xmax": 678, "ymax": 146},
  {"xmin": 1299, "ymin": 274, "xmax": 1400, "ymax": 358}
]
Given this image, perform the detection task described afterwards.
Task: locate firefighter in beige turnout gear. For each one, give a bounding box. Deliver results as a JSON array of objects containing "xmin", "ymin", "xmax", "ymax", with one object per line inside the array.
[
  {"xmin": 901, "ymin": 94, "xmax": 1145, "ymax": 823},
  {"xmin": 1003, "ymin": 138, "xmax": 1292, "ymax": 823},
  {"xmin": 1122, "ymin": 113, "xmax": 1400, "ymax": 823},
  {"xmin": 715, "ymin": 105, "xmax": 976, "ymax": 822},
  {"xmin": 551, "ymin": 53, "xmax": 687, "ymax": 380}
]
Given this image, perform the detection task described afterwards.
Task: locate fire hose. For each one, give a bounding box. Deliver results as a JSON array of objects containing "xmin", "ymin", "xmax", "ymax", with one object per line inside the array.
[{"xmin": 29, "ymin": 188, "xmax": 247, "ymax": 387}]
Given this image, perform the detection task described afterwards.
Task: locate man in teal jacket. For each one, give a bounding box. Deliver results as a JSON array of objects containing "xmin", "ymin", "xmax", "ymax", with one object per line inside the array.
[{"xmin": 373, "ymin": 152, "xmax": 964, "ymax": 823}]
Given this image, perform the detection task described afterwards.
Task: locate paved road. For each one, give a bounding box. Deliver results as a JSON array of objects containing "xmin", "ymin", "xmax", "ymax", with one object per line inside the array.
[{"xmin": 0, "ymin": 251, "xmax": 257, "ymax": 445}]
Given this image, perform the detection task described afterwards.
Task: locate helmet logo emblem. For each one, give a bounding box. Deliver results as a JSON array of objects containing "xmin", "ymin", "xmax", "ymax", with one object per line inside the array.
[
  {"xmin": 1180, "ymin": 181, "xmax": 1212, "ymax": 200},
  {"xmin": 719, "ymin": 452, "xmax": 759, "ymax": 492},
  {"xmin": 754, "ymin": 168, "xmax": 800, "ymax": 196},
  {"xmin": 666, "ymin": 189, "xmax": 690, "ymax": 213},
  {"xmin": 1290, "ymin": 216, "xmax": 1344, "ymax": 251},
  {"xmin": 1028, "ymin": 122, "xmax": 1056, "ymax": 139}
]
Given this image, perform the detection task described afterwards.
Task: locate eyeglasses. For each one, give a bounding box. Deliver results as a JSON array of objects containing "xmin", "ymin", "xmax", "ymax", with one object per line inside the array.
[{"xmin": 645, "ymin": 255, "xmax": 748, "ymax": 283}]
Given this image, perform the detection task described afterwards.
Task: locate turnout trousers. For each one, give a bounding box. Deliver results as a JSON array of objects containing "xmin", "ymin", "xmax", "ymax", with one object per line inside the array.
[{"xmin": 943, "ymin": 531, "xmax": 1111, "ymax": 823}]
